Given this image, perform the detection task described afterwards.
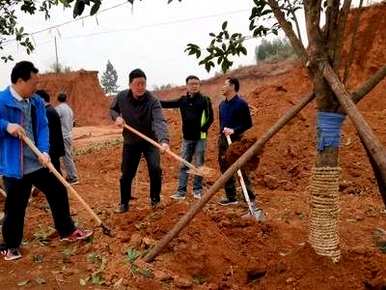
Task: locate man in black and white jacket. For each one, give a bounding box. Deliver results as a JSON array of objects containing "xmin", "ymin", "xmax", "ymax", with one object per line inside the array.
[{"xmin": 161, "ymin": 75, "xmax": 213, "ymax": 200}]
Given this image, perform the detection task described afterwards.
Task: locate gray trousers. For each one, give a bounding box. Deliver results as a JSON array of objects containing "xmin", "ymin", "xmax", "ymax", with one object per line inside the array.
[{"xmin": 62, "ymin": 136, "xmax": 78, "ymax": 181}]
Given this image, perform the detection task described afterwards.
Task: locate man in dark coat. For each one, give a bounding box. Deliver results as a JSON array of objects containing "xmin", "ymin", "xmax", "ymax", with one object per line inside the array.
[
  {"xmin": 35, "ymin": 90, "xmax": 65, "ymax": 173},
  {"xmin": 111, "ymin": 68, "xmax": 169, "ymax": 213}
]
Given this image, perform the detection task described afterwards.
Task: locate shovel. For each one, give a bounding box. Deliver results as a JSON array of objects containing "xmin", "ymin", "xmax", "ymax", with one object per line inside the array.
[
  {"xmin": 21, "ymin": 135, "xmax": 113, "ymax": 237},
  {"xmin": 123, "ymin": 123, "xmax": 214, "ymax": 177},
  {"xmin": 226, "ymin": 135, "xmax": 265, "ymax": 221}
]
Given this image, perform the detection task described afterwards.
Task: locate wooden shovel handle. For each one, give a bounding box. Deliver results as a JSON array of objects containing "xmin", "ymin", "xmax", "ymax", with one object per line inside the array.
[
  {"xmin": 122, "ymin": 123, "xmax": 197, "ymax": 171},
  {"xmin": 21, "ymin": 135, "xmax": 103, "ymax": 226}
]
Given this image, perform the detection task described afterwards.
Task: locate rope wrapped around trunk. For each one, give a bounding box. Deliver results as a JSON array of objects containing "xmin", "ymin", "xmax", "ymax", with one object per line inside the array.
[{"xmin": 309, "ymin": 166, "xmax": 341, "ymax": 262}]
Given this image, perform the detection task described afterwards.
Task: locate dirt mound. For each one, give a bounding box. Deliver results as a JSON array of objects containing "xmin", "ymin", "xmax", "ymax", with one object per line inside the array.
[{"xmin": 37, "ymin": 70, "xmax": 111, "ymax": 126}]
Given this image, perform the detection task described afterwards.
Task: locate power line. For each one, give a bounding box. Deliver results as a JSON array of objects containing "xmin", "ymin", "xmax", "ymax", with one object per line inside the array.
[
  {"xmin": 2, "ymin": 0, "xmax": 131, "ymax": 45},
  {"xmin": 3, "ymin": 8, "xmax": 251, "ymax": 48},
  {"xmin": 63, "ymin": 9, "xmax": 250, "ymax": 40}
]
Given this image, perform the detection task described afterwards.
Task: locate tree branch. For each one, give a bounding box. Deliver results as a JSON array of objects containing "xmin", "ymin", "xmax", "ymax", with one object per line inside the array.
[
  {"xmin": 333, "ymin": 0, "xmax": 352, "ymax": 69},
  {"xmin": 266, "ymin": 0, "xmax": 308, "ymax": 63},
  {"xmin": 284, "ymin": 0, "xmax": 303, "ymax": 45},
  {"xmin": 343, "ymin": 0, "xmax": 364, "ymax": 84},
  {"xmin": 325, "ymin": 0, "xmax": 341, "ymax": 63}
]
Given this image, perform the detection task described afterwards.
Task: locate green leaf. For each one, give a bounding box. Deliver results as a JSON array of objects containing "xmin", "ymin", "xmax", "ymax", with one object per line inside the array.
[
  {"xmin": 204, "ymin": 62, "xmax": 211, "ymax": 72},
  {"xmin": 90, "ymin": 1, "xmax": 101, "ymax": 15},
  {"xmin": 221, "ymin": 21, "xmax": 228, "ymax": 30},
  {"xmin": 126, "ymin": 248, "xmax": 141, "ymax": 263},
  {"xmin": 249, "ymin": 21, "xmax": 256, "ymax": 31},
  {"xmin": 73, "ymin": 0, "xmax": 85, "ymax": 18}
]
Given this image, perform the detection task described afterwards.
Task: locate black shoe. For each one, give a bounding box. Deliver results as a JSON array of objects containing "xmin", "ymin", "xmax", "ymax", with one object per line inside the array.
[
  {"xmin": 114, "ymin": 204, "xmax": 128, "ymax": 213},
  {"xmin": 218, "ymin": 197, "xmax": 238, "ymax": 206},
  {"xmin": 151, "ymin": 199, "xmax": 161, "ymax": 209},
  {"xmin": 66, "ymin": 178, "xmax": 80, "ymax": 185}
]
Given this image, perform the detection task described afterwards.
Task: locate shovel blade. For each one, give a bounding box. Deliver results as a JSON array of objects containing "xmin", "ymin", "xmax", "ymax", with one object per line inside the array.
[{"xmin": 187, "ymin": 166, "xmax": 215, "ymax": 177}]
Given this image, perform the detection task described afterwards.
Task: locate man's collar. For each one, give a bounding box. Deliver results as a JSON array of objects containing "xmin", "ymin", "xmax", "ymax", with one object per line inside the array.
[
  {"xmin": 187, "ymin": 92, "xmax": 201, "ymax": 98},
  {"xmin": 10, "ymin": 86, "xmax": 29, "ymax": 102},
  {"xmin": 225, "ymin": 94, "xmax": 238, "ymax": 102}
]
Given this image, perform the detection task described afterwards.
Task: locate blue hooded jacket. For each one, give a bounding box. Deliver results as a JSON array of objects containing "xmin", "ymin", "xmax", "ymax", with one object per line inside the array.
[{"xmin": 0, "ymin": 86, "xmax": 49, "ymax": 178}]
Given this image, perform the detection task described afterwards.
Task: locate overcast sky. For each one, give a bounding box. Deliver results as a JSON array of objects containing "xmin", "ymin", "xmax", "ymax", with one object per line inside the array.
[
  {"xmin": 0, "ymin": 0, "xmax": 264, "ymax": 91},
  {"xmin": 0, "ymin": 0, "xmax": 375, "ymax": 91}
]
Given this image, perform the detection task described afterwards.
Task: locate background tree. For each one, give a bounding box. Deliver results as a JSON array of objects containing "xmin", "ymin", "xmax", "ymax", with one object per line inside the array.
[
  {"xmin": 48, "ymin": 62, "xmax": 72, "ymax": 73},
  {"xmin": 255, "ymin": 37, "xmax": 295, "ymax": 62},
  {"xmin": 101, "ymin": 60, "xmax": 119, "ymax": 95}
]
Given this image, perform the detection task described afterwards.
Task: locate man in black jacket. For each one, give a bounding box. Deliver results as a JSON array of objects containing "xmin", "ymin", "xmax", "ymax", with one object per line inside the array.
[
  {"xmin": 111, "ymin": 69, "xmax": 169, "ymax": 213},
  {"xmin": 35, "ymin": 90, "xmax": 65, "ymax": 173},
  {"xmin": 161, "ymin": 75, "xmax": 213, "ymax": 199}
]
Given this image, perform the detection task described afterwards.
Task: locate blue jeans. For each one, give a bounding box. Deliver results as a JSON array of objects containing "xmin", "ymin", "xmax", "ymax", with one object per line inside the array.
[{"xmin": 177, "ymin": 139, "xmax": 207, "ymax": 194}]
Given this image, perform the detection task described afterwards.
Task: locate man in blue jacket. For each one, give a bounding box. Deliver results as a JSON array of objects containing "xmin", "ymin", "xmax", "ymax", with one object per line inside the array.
[
  {"xmin": 0, "ymin": 61, "xmax": 92, "ymax": 261},
  {"xmin": 217, "ymin": 77, "xmax": 263, "ymax": 218}
]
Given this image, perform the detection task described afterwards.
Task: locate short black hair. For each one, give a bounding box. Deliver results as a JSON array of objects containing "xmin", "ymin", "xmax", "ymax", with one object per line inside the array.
[
  {"xmin": 129, "ymin": 68, "xmax": 146, "ymax": 83},
  {"xmin": 11, "ymin": 61, "xmax": 39, "ymax": 84},
  {"xmin": 185, "ymin": 75, "xmax": 200, "ymax": 83},
  {"xmin": 57, "ymin": 92, "xmax": 67, "ymax": 103},
  {"xmin": 35, "ymin": 89, "xmax": 50, "ymax": 103},
  {"xmin": 227, "ymin": 77, "xmax": 240, "ymax": 92}
]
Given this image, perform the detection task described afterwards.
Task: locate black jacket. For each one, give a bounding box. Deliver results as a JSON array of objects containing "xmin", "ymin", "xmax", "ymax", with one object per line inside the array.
[
  {"xmin": 45, "ymin": 104, "xmax": 65, "ymax": 158},
  {"xmin": 110, "ymin": 90, "xmax": 169, "ymax": 145},
  {"xmin": 161, "ymin": 92, "xmax": 214, "ymax": 140}
]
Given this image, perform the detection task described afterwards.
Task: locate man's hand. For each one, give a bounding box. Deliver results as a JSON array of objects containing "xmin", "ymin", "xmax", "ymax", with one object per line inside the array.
[
  {"xmin": 6, "ymin": 123, "xmax": 25, "ymax": 138},
  {"xmin": 223, "ymin": 127, "xmax": 234, "ymax": 136},
  {"xmin": 220, "ymin": 87, "xmax": 226, "ymax": 96},
  {"xmin": 38, "ymin": 152, "xmax": 51, "ymax": 168},
  {"xmin": 114, "ymin": 116, "xmax": 124, "ymax": 128},
  {"xmin": 160, "ymin": 143, "xmax": 170, "ymax": 153}
]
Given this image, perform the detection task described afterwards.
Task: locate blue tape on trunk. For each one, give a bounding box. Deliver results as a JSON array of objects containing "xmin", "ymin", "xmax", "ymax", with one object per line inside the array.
[{"xmin": 317, "ymin": 112, "xmax": 346, "ymax": 151}]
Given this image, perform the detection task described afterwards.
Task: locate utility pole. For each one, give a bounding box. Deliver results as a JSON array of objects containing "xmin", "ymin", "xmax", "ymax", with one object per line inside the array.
[{"xmin": 54, "ymin": 36, "xmax": 59, "ymax": 73}]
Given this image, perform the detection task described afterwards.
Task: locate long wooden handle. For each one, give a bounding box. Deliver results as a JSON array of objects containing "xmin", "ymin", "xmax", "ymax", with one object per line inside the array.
[
  {"xmin": 21, "ymin": 135, "xmax": 103, "ymax": 226},
  {"xmin": 123, "ymin": 123, "xmax": 197, "ymax": 171},
  {"xmin": 225, "ymin": 135, "xmax": 254, "ymax": 214}
]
